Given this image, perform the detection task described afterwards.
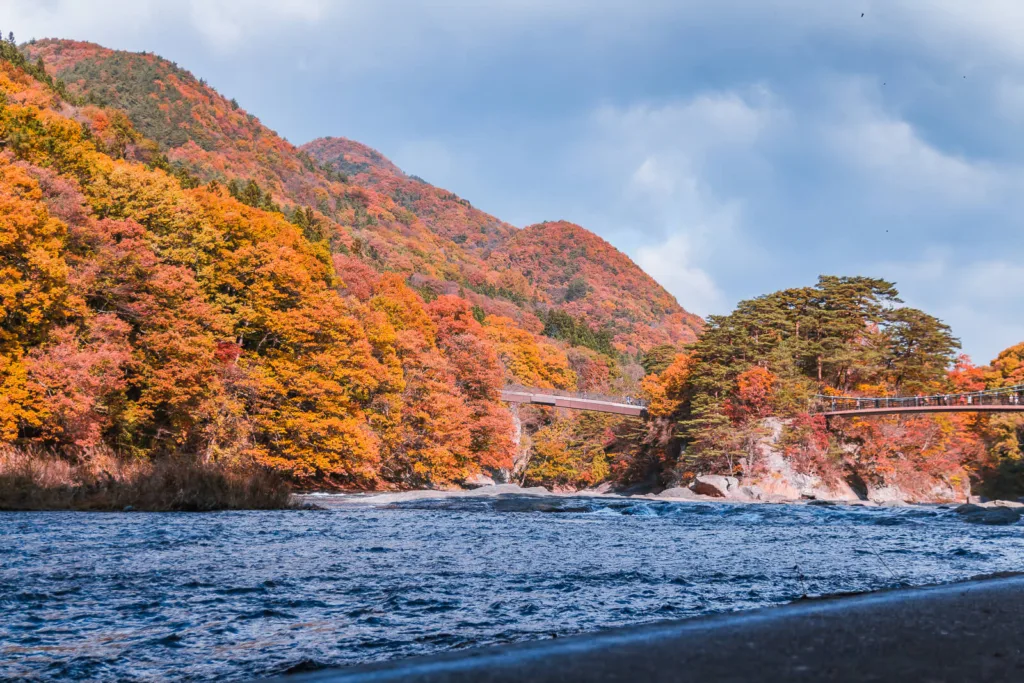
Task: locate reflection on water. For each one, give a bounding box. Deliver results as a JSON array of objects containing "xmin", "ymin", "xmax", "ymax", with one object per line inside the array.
[{"xmin": 2, "ymin": 495, "xmax": 1022, "ymax": 681}]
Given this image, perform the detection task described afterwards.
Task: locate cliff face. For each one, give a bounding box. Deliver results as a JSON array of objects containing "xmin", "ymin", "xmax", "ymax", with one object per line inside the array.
[{"xmin": 750, "ymin": 419, "xmax": 969, "ymax": 504}]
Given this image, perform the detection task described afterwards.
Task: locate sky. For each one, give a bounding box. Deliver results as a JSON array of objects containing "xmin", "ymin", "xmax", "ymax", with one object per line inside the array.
[{"xmin": 4, "ymin": 0, "xmax": 1024, "ymax": 363}]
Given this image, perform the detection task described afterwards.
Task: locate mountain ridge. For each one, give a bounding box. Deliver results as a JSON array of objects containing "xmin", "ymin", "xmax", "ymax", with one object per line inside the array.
[{"xmin": 24, "ymin": 38, "xmax": 703, "ymax": 356}]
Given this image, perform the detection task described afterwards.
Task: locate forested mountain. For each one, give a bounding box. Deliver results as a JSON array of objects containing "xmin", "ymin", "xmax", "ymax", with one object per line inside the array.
[
  {"xmin": 301, "ymin": 137, "xmax": 517, "ymax": 257},
  {"xmin": 0, "ymin": 36, "xmax": 703, "ymax": 489},
  {"xmin": 5, "ymin": 36, "xmax": 1021, "ymax": 498},
  {"xmin": 23, "ymin": 39, "xmax": 700, "ymax": 355}
]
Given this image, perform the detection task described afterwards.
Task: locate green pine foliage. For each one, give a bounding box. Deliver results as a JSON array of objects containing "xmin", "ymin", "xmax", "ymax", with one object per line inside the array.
[{"xmin": 542, "ymin": 309, "xmax": 616, "ymax": 358}]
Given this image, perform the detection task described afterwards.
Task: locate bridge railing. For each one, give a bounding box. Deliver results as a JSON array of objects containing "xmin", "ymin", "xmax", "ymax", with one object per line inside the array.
[
  {"xmin": 502, "ymin": 384, "xmax": 648, "ymax": 407},
  {"xmin": 815, "ymin": 383, "xmax": 1024, "ymax": 413}
]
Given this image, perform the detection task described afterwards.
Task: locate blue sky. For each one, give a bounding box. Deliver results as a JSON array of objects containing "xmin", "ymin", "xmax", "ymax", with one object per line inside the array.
[{"xmin": 6, "ymin": 0, "xmax": 1024, "ymax": 363}]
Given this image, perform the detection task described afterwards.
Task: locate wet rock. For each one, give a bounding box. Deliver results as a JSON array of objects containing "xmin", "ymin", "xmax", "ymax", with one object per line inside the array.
[
  {"xmin": 658, "ymin": 487, "xmax": 701, "ymax": 500},
  {"xmin": 615, "ymin": 478, "xmax": 660, "ymax": 496},
  {"xmin": 867, "ymin": 485, "xmax": 908, "ymax": 506},
  {"xmin": 806, "ymin": 499, "xmax": 837, "ymax": 507},
  {"xmin": 122, "ymin": 505, "xmax": 134, "ymax": 512},
  {"xmin": 463, "ymin": 473, "xmax": 496, "ymax": 489},
  {"xmin": 956, "ymin": 504, "xmax": 1022, "ymax": 525},
  {"xmin": 691, "ymin": 475, "xmax": 738, "ymax": 498},
  {"xmin": 736, "ymin": 485, "xmax": 764, "ymax": 501}
]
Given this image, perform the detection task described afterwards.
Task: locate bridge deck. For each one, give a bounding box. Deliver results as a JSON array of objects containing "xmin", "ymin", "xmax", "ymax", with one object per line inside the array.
[
  {"xmin": 500, "ymin": 390, "xmax": 646, "ymax": 417},
  {"xmin": 821, "ymin": 405, "xmax": 1024, "ymax": 418}
]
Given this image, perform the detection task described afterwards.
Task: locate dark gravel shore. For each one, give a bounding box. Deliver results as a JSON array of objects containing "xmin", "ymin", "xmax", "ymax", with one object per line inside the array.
[{"xmin": 274, "ymin": 573, "xmax": 1024, "ymax": 683}]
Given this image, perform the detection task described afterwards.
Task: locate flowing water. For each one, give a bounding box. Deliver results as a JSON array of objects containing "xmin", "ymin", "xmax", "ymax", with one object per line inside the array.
[{"xmin": 3, "ymin": 494, "xmax": 1024, "ymax": 681}]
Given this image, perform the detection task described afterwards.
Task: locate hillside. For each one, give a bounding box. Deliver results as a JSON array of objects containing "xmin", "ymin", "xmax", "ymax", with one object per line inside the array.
[
  {"xmin": 304, "ymin": 139, "xmax": 701, "ymax": 354},
  {"xmin": 302, "ymin": 136, "xmax": 517, "ymax": 257},
  {"xmin": 21, "ymin": 39, "xmax": 505, "ymax": 289},
  {"xmin": 20, "ymin": 39, "xmax": 701, "ymax": 356},
  {"xmin": 1, "ymin": 39, "xmax": 564, "ymax": 488},
  {"xmin": 505, "ymin": 221, "xmax": 704, "ymax": 353}
]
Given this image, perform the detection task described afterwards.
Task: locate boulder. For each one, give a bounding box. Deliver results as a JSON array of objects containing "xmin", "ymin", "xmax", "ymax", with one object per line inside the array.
[
  {"xmin": 955, "ymin": 504, "xmax": 1023, "ymax": 525},
  {"xmin": 463, "ymin": 473, "xmax": 496, "ymax": 489},
  {"xmin": 658, "ymin": 487, "xmax": 701, "ymax": 500},
  {"xmin": 735, "ymin": 485, "xmax": 765, "ymax": 501},
  {"xmin": 691, "ymin": 475, "xmax": 739, "ymax": 498},
  {"xmin": 866, "ymin": 485, "xmax": 908, "ymax": 506}
]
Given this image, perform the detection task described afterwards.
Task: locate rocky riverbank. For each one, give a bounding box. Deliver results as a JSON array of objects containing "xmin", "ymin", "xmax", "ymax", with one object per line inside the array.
[
  {"xmin": 270, "ymin": 573, "xmax": 1024, "ymax": 683},
  {"xmin": 299, "ymin": 481, "xmax": 1024, "ymax": 525}
]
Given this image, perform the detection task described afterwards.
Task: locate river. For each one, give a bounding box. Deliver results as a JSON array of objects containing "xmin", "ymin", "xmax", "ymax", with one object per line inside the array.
[{"xmin": 2, "ymin": 494, "xmax": 1023, "ymax": 681}]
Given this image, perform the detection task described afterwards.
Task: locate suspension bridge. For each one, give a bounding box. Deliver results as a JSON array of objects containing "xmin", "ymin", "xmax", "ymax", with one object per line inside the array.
[
  {"xmin": 815, "ymin": 384, "xmax": 1024, "ymax": 418},
  {"xmin": 500, "ymin": 383, "xmax": 1024, "ymax": 420},
  {"xmin": 500, "ymin": 385, "xmax": 647, "ymax": 417}
]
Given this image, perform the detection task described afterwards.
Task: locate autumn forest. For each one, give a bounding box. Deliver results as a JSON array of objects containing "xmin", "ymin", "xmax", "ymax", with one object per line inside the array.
[{"xmin": 1, "ymin": 36, "xmax": 1022, "ymax": 506}]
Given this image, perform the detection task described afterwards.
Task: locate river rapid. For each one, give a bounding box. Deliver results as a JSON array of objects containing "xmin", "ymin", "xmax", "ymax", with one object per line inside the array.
[{"xmin": 3, "ymin": 493, "xmax": 1024, "ymax": 681}]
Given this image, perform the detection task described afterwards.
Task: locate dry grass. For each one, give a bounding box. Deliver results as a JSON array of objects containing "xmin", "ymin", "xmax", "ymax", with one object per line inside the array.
[{"xmin": 0, "ymin": 446, "xmax": 293, "ymax": 511}]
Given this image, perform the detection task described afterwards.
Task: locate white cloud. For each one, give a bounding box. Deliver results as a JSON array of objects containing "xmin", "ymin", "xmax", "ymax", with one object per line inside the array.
[
  {"xmin": 0, "ymin": 0, "xmax": 330, "ymax": 51},
  {"xmin": 635, "ymin": 233, "xmax": 724, "ymax": 316},
  {"xmin": 825, "ymin": 88, "xmax": 1002, "ymax": 206},
  {"xmin": 187, "ymin": 0, "xmax": 328, "ymax": 50},
  {"xmin": 573, "ymin": 89, "xmax": 782, "ymax": 314},
  {"xmin": 873, "ymin": 251, "xmax": 1024, "ymax": 363},
  {"xmin": 591, "ymin": 89, "xmax": 780, "ymax": 166},
  {"xmin": 882, "ymin": 0, "xmax": 1024, "ymax": 68}
]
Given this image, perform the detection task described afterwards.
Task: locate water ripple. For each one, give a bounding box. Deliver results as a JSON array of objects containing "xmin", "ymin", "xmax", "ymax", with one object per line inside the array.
[{"xmin": 2, "ymin": 497, "xmax": 1023, "ymax": 680}]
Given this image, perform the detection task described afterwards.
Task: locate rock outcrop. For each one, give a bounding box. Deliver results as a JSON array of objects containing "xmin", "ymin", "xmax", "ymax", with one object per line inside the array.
[
  {"xmin": 464, "ymin": 473, "xmax": 496, "ymax": 488},
  {"xmin": 955, "ymin": 503, "xmax": 1023, "ymax": 525},
  {"xmin": 748, "ymin": 419, "xmax": 860, "ymax": 501},
  {"xmin": 658, "ymin": 487, "xmax": 702, "ymax": 500},
  {"xmin": 691, "ymin": 475, "xmax": 739, "ymax": 498},
  {"xmin": 740, "ymin": 417, "xmax": 971, "ymax": 504}
]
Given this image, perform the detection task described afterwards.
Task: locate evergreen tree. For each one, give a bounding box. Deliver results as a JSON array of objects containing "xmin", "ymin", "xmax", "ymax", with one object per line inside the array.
[{"xmin": 641, "ymin": 344, "xmax": 678, "ymax": 375}]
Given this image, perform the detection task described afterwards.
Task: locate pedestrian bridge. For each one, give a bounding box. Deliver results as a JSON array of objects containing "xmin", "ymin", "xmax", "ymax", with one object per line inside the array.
[
  {"xmin": 501, "ymin": 384, "xmax": 1024, "ymax": 420},
  {"xmin": 816, "ymin": 384, "xmax": 1024, "ymax": 418},
  {"xmin": 500, "ymin": 385, "xmax": 646, "ymax": 417}
]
